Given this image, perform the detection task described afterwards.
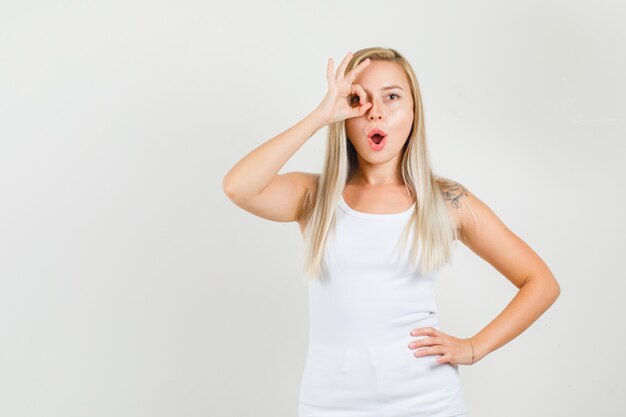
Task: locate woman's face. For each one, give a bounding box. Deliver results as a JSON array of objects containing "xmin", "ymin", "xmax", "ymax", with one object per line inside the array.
[{"xmin": 345, "ymin": 60, "xmax": 414, "ymax": 163}]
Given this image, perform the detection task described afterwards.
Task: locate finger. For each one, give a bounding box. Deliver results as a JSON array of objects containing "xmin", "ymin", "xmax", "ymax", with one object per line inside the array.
[
  {"xmin": 335, "ymin": 51, "xmax": 353, "ymax": 79},
  {"xmin": 351, "ymin": 84, "xmax": 367, "ymax": 106},
  {"xmin": 346, "ymin": 58, "xmax": 371, "ymax": 82},
  {"xmin": 408, "ymin": 336, "xmax": 440, "ymax": 349},
  {"xmin": 413, "ymin": 327, "xmax": 439, "ymax": 337},
  {"xmin": 413, "ymin": 347, "xmax": 435, "ymax": 357},
  {"xmin": 351, "ymin": 102, "xmax": 371, "ymax": 117},
  {"xmin": 334, "ymin": 51, "xmax": 352, "ymax": 79},
  {"xmin": 435, "ymin": 354, "xmax": 449, "ymax": 364},
  {"xmin": 327, "ymin": 57, "xmax": 334, "ymax": 88},
  {"xmin": 414, "ymin": 345, "xmax": 442, "ymax": 357},
  {"xmin": 346, "ymin": 103, "xmax": 370, "ymax": 120}
]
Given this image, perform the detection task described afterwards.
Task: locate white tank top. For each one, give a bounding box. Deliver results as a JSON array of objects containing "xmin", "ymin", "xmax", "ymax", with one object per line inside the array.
[{"xmin": 299, "ymin": 194, "xmax": 467, "ymax": 417}]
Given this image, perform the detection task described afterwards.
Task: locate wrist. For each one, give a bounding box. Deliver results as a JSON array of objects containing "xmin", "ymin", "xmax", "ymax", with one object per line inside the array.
[
  {"xmin": 309, "ymin": 107, "xmax": 330, "ymax": 129},
  {"xmin": 466, "ymin": 338, "xmax": 476, "ymax": 365},
  {"xmin": 468, "ymin": 335, "xmax": 490, "ymax": 363}
]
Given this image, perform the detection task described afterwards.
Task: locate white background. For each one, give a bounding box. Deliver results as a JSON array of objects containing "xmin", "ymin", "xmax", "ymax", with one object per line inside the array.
[{"xmin": 1, "ymin": 1, "xmax": 624, "ymax": 416}]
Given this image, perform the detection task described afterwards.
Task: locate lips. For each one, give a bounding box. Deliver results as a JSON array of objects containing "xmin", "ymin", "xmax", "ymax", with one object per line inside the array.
[
  {"xmin": 368, "ymin": 128, "xmax": 387, "ymax": 139},
  {"xmin": 368, "ymin": 128, "xmax": 387, "ymax": 145}
]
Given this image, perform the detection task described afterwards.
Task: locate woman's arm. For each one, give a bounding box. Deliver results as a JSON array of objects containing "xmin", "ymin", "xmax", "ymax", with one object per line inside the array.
[
  {"xmin": 455, "ymin": 184, "xmax": 561, "ymax": 363},
  {"xmin": 223, "ymin": 52, "xmax": 370, "ymax": 203},
  {"xmin": 222, "ymin": 109, "xmax": 326, "ymax": 202},
  {"xmin": 222, "ymin": 108, "xmax": 326, "ymax": 223},
  {"xmin": 222, "ymin": 52, "xmax": 372, "ymax": 222}
]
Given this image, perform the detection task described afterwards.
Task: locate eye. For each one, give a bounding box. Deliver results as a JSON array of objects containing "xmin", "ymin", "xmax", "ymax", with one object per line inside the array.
[{"xmin": 388, "ymin": 93, "xmax": 400, "ymax": 100}]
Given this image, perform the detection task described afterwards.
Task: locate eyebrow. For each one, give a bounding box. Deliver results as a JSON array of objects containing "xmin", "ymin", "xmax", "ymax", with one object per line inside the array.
[{"xmin": 362, "ymin": 85, "xmax": 405, "ymax": 93}]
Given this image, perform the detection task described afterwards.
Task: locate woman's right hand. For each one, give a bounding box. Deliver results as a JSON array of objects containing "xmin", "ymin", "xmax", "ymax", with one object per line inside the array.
[{"xmin": 314, "ymin": 52, "xmax": 373, "ymax": 126}]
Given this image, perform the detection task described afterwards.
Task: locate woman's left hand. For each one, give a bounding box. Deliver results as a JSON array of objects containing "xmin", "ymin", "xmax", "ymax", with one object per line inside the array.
[{"xmin": 408, "ymin": 327, "xmax": 476, "ymax": 366}]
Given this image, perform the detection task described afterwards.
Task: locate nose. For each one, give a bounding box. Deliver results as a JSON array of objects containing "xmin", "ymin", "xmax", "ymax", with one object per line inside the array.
[{"xmin": 367, "ymin": 98, "xmax": 384, "ymax": 120}]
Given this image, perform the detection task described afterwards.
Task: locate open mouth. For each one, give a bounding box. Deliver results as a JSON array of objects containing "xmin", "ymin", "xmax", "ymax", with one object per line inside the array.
[
  {"xmin": 368, "ymin": 135, "xmax": 387, "ymax": 151},
  {"xmin": 370, "ymin": 133, "xmax": 384, "ymax": 144}
]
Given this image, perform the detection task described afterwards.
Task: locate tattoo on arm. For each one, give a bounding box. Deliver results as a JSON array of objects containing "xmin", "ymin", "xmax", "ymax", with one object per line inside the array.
[{"xmin": 440, "ymin": 181, "xmax": 468, "ymax": 209}]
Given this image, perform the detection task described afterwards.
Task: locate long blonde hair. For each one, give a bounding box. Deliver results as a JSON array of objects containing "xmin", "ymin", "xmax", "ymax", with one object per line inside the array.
[{"xmin": 301, "ymin": 47, "xmax": 464, "ymax": 279}]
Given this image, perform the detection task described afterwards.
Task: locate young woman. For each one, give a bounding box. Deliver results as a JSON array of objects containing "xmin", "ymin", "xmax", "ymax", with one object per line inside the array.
[{"xmin": 223, "ymin": 47, "xmax": 560, "ymax": 417}]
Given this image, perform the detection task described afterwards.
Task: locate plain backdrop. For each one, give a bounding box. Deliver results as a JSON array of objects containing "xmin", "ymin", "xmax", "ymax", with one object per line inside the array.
[{"xmin": 1, "ymin": 1, "xmax": 625, "ymax": 416}]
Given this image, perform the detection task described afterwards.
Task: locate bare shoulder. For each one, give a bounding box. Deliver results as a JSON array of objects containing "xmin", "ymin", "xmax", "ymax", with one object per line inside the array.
[
  {"xmin": 436, "ymin": 177, "xmax": 469, "ymax": 209},
  {"xmin": 436, "ymin": 177, "xmax": 502, "ymax": 243},
  {"xmin": 435, "ymin": 177, "xmax": 472, "ymax": 238}
]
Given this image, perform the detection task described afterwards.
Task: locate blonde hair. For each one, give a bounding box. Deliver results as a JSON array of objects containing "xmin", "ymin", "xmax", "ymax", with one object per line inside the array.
[{"xmin": 301, "ymin": 47, "xmax": 467, "ymax": 279}]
